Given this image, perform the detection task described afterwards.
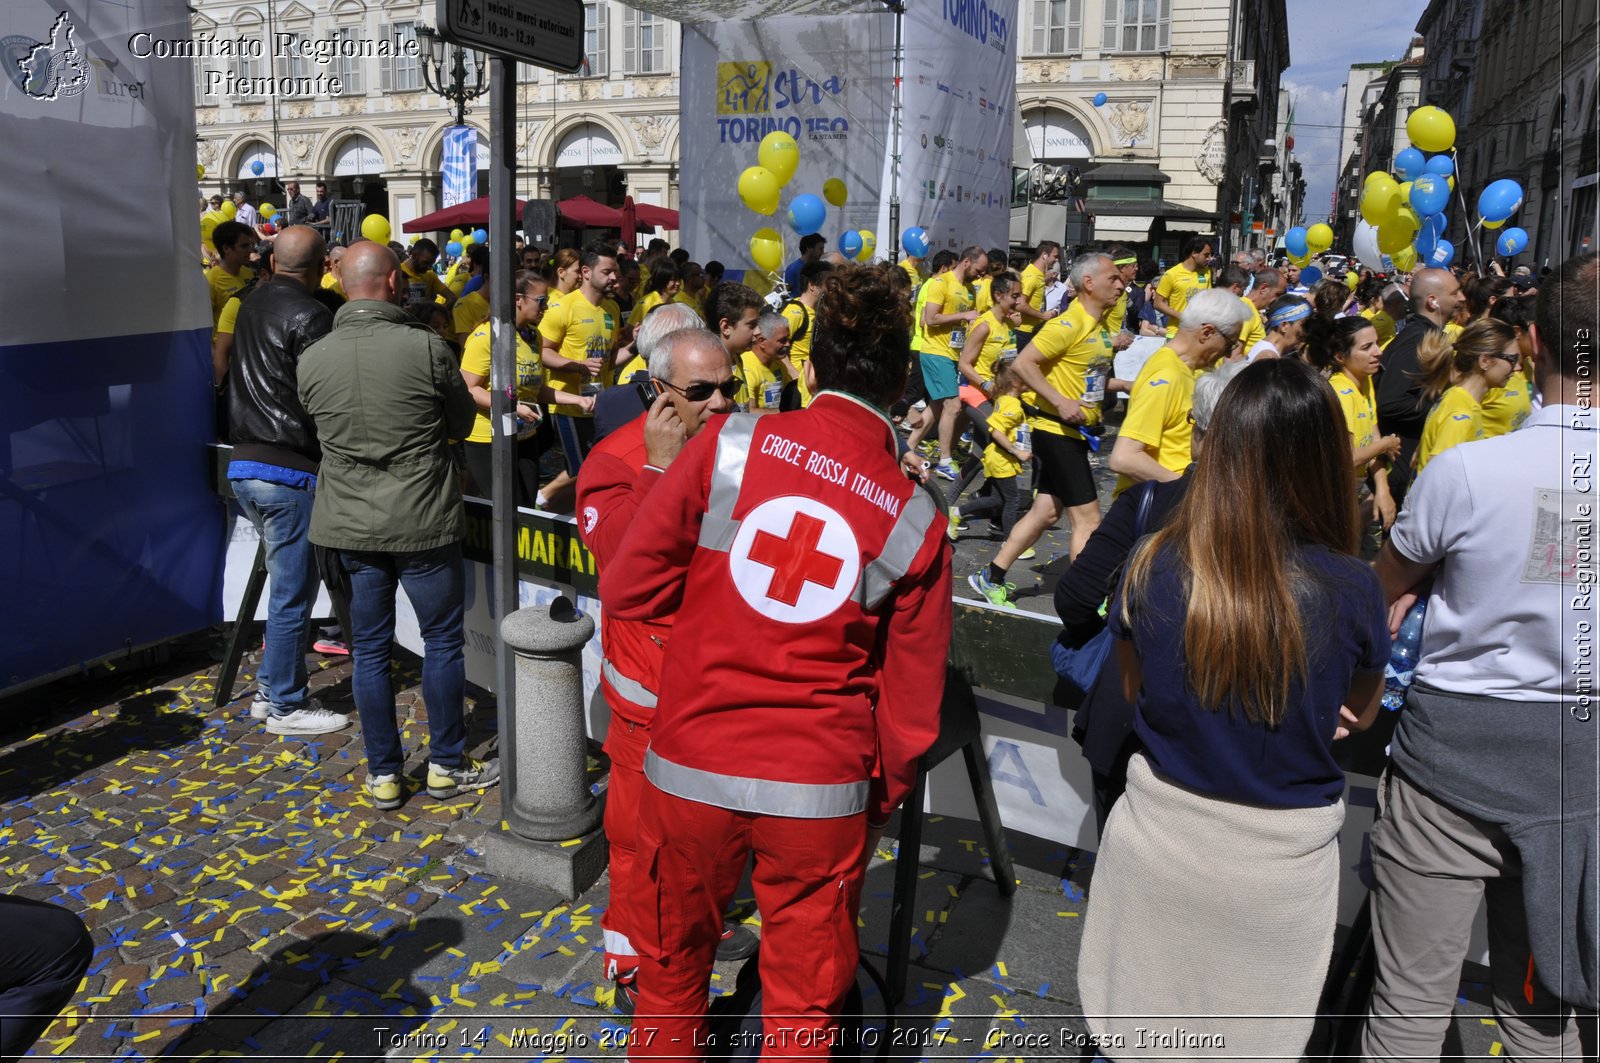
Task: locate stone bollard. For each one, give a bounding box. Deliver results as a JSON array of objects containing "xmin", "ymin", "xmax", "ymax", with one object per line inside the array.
[{"xmin": 485, "ymin": 596, "xmax": 607, "ymax": 899}]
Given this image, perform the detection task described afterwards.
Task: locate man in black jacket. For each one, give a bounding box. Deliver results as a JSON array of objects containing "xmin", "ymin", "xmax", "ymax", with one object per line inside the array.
[
  {"xmin": 1374, "ymin": 267, "xmax": 1463, "ymax": 503},
  {"xmin": 227, "ymin": 224, "xmax": 350, "ymax": 736}
]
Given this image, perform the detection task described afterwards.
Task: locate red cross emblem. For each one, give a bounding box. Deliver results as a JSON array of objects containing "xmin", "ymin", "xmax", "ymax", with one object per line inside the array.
[{"xmin": 747, "ymin": 511, "xmax": 846, "ymax": 606}]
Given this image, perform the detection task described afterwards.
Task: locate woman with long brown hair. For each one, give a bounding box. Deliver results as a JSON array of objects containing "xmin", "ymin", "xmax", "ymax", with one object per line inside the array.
[
  {"xmin": 1412, "ymin": 317, "xmax": 1519, "ymax": 473},
  {"xmin": 1077, "ymin": 358, "xmax": 1389, "ymax": 1059}
]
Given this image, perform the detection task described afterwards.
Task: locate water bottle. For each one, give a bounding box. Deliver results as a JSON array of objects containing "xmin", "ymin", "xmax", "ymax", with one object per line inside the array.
[
  {"xmin": 1381, "ymin": 599, "xmax": 1427, "ymax": 710},
  {"xmin": 1014, "ymin": 421, "xmax": 1032, "ymax": 453}
]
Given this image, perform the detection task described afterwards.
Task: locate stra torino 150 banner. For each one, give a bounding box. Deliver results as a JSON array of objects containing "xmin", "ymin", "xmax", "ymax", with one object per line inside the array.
[
  {"xmin": 679, "ymin": 0, "xmax": 1015, "ymax": 276},
  {"xmin": 1, "ymin": 0, "xmax": 221, "ymax": 695}
]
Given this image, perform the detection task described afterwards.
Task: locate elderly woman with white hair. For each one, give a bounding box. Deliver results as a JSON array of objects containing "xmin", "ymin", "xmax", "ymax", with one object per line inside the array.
[{"xmin": 1106, "ymin": 287, "xmax": 1250, "ymax": 498}]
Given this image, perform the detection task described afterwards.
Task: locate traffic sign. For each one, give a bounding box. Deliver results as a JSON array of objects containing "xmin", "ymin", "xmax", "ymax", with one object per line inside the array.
[{"xmin": 435, "ymin": 0, "xmax": 583, "ymax": 73}]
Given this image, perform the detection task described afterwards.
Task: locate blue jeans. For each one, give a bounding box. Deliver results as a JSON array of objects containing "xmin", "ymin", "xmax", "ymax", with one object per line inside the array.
[
  {"xmin": 340, "ymin": 545, "xmax": 467, "ymax": 777},
  {"xmin": 232, "ymin": 478, "xmax": 318, "ymax": 715}
]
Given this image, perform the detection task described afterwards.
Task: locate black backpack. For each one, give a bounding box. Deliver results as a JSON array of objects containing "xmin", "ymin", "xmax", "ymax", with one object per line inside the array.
[{"xmin": 781, "ymin": 299, "xmax": 810, "ymax": 344}]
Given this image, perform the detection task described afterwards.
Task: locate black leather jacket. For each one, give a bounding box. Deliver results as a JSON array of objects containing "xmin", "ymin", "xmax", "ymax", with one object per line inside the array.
[{"xmin": 226, "ymin": 277, "xmax": 334, "ymax": 473}]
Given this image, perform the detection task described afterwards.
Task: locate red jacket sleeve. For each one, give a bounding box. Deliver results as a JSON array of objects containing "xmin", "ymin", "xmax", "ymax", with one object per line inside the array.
[
  {"xmin": 598, "ymin": 423, "xmax": 718, "ymax": 622},
  {"xmin": 575, "ymin": 448, "xmax": 664, "ymax": 570},
  {"xmin": 868, "ymin": 526, "xmax": 954, "ymax": 824}
]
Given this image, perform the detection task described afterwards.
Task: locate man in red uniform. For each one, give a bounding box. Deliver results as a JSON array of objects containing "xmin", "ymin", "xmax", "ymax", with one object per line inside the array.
[
  {"xmin": 600, "ymin": 264, "xmax": 952, "ymax": 1060},
  {"xmin": 576, "ymin": 323, "xmax": 754, "ymax": 1009}
]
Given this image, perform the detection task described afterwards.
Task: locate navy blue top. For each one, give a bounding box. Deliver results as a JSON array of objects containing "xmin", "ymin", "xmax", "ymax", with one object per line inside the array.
[{"xmin": 1110, "ymin": 543, "xmax": 1389, "ymax": 807}]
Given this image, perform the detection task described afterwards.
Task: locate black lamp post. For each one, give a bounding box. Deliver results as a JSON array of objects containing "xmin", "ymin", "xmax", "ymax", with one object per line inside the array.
[{"xmin": 416, "ymin": 24, "xmax": 488, "ymax": 127}]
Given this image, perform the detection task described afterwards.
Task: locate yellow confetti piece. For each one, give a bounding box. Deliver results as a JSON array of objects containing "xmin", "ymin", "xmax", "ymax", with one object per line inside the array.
[
  {"xmin": 996, "ymin": 961, "xmax": 1008, "ymax": 976},
  {"xmin": 1490, "ymin": 1043, "xmax": 1503, "ymax": 1056},
  {"xmin": 560, "ymin": 838, "xmax": 581, "ymax": 847}
]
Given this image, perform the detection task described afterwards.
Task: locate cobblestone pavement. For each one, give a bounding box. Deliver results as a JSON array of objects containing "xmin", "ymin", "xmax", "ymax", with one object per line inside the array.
[{"xmin": 2, "ymin": 596, "xmax": 1502, "ymax": 1059}]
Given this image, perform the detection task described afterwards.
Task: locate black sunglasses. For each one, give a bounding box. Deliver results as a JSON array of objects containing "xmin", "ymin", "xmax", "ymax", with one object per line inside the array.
[{"xmin": 659, "ymin": 377, "xmax": 739, "ymax": 402}]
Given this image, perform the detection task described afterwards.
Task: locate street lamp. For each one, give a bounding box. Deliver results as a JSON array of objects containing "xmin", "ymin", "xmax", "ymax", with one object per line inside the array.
[{"xmin": 416, "ymin": 24, "xmax": 488, "ymax": 127}]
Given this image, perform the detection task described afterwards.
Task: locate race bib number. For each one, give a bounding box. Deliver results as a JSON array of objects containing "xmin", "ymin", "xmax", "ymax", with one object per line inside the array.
[
  {"xmin": 762, "ymin": 381, "xmax": 784, "ymax": 409},
  {"xmin": 1083, "ymin": 368, "xmax": 1106, "ymax": 404},
  {"xmin": 949, "ymin": 328, "xmax": 967, "ymax": 349}
]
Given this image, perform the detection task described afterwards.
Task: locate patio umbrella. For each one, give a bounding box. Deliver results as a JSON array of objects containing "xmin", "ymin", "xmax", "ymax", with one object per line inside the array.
[
  {"xmin": 401, "ymin": 195, "xmax": 525, "ymax": 233},
  {"xmin": 620, "ymin": 196, "xmax": 639, "ymax": 255}
]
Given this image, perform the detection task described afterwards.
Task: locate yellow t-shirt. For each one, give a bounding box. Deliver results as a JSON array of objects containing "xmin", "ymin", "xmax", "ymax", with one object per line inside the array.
[
  {"xmin": 206, "ymin": 265, "xmax": 254, "ymax": 330},
  {"xmin": 982, "ymin": 395, "xmax": 1027, "ymax": 479},
  {"xmin": 460, "ymin": 322, "xmax": 544, "ymax": 444},
  {"xmin": 537, "ymin": 289, "xmax": 619, "ymax": 415},
  {"xmin": 1416, "ymin": 385, "xmax": 1484, "ymax": 472},
  {"xmin": 672, "ymin": 290, "xmax": 703, "ymax": 317},
  {"xmin": 1359, "ymin": 306, "xmax": 1397, "ymax": 347},
  {"xmin": 629, "ymin": 290, "xmax": 666, "ymax": 328},
  {"xmin": 922, "ymin": 273, "xmax": 974, "ymax": 361},
  {"xmin": 1103, "ymin": 289, "xmax": 1130, "ymax": 334},
  {"xmin": 400, "ymin": 261, "xmax": 451, "ymax": 307},
  {"xmin": 548, "ymin": 286, "xmax": 573, "ymax": 308},
  {"xmin": 738, "ymin": 350, "xmax": 786, "ymax": 411},
  {"xmin": 899, "ymin": 258, "xmax": 928, "ymax": 291},
  {"xmin": 1113, "ymin": 346, "xmax": 1196, "ymax": 497},
  {"xmin": 616, "ymin": 353, "xmax": 648, "ymax": 383},
  {"xmin": 1443, "ymin": 320, "xmax": 1464, "ymax": 341},
  {"xmin": 453, "ymin": 290, "xmax": 490, "ymax": 337},
  {"xmin": 973, "ymin": 276, "xmax": 994, "ymax": 315},
  {"xmin": 1329, "ymin": 369, "xmax": 1379, "ymax": 483},
  {"xmin": 1238, "ymin": 297, "xmax": 1265, "ymax": 351},
  {"xmin": 216, "ymin": 295, "xmax": 242, "ymax": 337},
  {"xmin": 970, "ymin": 310, "xmax": 1014, "ymax": 383},
  {"xmin": 320, "ymin": 272, "xmax": 345, "ymax": 298},
  {"xmin": 910, "ymin": 277, "xmax": 937, "ymax": 352},
  {"xmin": 1020, "ymin": 263, "xmax": 1047, "ymax": 315},
  {"xmin": 1480, "ymin": 369, "xmax": 1533, "ymax": 438},
  {"xmin": 1155, "ymin": 263, "xmax": 1210, "ymax": 337},
  {"xmin": 781, "ymin": 299, "xmax": 815, "ymax": 407},
  {"xmin": 1024, "ymin": 300, "xmax": 1109, "ymax": 441}
]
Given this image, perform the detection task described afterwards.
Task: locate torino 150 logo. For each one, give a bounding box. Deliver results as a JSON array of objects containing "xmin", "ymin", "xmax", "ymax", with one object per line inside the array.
[
  {"xmin": 715, "ymin": 60, "xmax": 850, "ymax": 144},
  {"xmin": 944, "ymin": 0, "xmax": 1009, "ymax": 50}
]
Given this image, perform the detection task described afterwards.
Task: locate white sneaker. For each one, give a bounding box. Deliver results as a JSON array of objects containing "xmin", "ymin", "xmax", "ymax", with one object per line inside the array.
[
  {"xmin": 266, "ymin": 701, "xmax": 349, "ymax": 736},
  {"xmin": 250, "ymin": 692, "xmax": 270, "ymax": 720}
]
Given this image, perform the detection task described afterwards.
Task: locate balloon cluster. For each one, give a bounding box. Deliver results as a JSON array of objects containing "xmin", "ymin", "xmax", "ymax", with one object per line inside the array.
[
  {"xmin": 737, "ymin": 131, "xmax": 873, "ymax": 276},
  {"xmin": 1345, "ymin": 104, "xmax": 1527, "ymax": 274}
]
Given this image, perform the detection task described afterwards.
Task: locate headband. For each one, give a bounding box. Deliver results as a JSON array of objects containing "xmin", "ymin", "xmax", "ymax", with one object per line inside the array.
[
  {"xmin": 1113, "ymin": 256, "xmax": 1137, "ymax": 266},
  {"xmin": 1268, "ymin": 302, "xmax": 1312, "ymax": 329}
]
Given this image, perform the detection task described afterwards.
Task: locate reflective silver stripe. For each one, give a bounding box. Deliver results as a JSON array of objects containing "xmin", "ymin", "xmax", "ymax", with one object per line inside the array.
[
  {"xmin": 698, "ymin": 513, "xmax": 740, "ymax": 552},
  {"xmin": 854, "ymin": 486, "xmax": 941, "ymax": 611},
  {"xmin": 602, "ymin": 658, "xmax": 657, "ymax": 709},
  {"xmin": 707, "ymin": 414, "xmax": 758, "ymax": 521},
  {"xmin": 645, "ymin": 748, "xmax": 869, "ymax": 818}
]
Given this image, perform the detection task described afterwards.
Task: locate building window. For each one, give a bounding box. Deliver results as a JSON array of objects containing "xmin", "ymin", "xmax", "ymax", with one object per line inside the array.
[
  {"xmin": 231, "ymin": 23, "xmax": 265, "ymax": 99},
  {"xmin": 623, "ymin": 8, "xmax": 666, "ymax": 75},
  {"xmin": 1104, "ymin": 0, "xmax": 1169, "ymax": 53},
  {"xmin": 382, "ymin": 21, "xmax": 420, "ymax": 91},
  {"xmin": 582, "ymin": 1, "xmax": 609, "ymax": 76},
  {"xmin": 1029, "ymin": 0, "xmax": 1081, "ymax": 55},
  {"xmin": 277, "ymin": 30, "xmax": 311, "ymax": 82},
  {"xmin": 336, "ymin": 24, "xmax": 364, "ymax": 93},
  {"xmin": 194, "ymin": 56, "xmax": 211, "ymax": 105}
]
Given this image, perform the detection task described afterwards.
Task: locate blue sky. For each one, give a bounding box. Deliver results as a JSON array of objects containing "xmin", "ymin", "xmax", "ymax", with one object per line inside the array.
[{"xmin": 1281, "ymin": 0, "xmax": 1430, "ymax": 223}]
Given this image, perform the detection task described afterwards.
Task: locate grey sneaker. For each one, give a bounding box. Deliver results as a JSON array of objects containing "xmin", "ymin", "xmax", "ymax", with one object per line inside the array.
[
  {"xmin": 250, "ymin": 692, "xmax": 270, "ymax": 720},
  {"xmin": 266, "ymin": 701, "xmax": 349, "ymax": 736},
  {"xmin": 427, "ymin": 757, "xmax": 501, "ymax": 799}
]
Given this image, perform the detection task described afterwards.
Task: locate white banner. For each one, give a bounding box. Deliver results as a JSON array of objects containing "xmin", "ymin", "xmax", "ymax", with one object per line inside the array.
[
  {"xmin": 441, "ymin": 124, "xmax": 477, "ymax": 209},
  {"xmin": 680, "ymin": 13, "xmax": 896, "ymax": 275},
  {"xmin": 898, "ymin": 0, "xmax": 1018, "ymax": 253}
]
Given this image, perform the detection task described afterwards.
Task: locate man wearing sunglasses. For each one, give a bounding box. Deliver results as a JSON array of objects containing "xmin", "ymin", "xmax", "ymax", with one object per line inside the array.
[{"xmin": 575, "ymin": 327, "xmax": 754, "ymax": 1013}]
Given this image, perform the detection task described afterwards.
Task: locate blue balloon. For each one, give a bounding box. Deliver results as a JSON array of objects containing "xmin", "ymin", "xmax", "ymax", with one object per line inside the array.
[
  {"xmin": 1285, "ymin": 226, "xmax": 1309, "ymax": 258},
  {"xmin": 901, "ymin": 226, "xmax": 930, "ymax": 258},
  {"xmin": 1477, "ymin": 179, "xmax": 1524, "ymax": 223},
  {"xmin": 1423, "ymin": 212, "xmax": 1448, "ymax": 238},
  {"xmin": 1427, "ymin": 238, "xmax": 1455, "ymax": 269},
  {"xmin": 1414, "ymin": 226, "xmax": 1438, "ymax": 261},
  {"xmin": 839, "ymin": 230, "xmax": 863, "ymax": 258},
  {"xmin": 1496, "ymin": 227, "xmax": 1529, "ymax": 257},
  {"xmin": 1093, "ymin": 92, "xmax": 1108, "ymax": 107},
  {"xmin": 1424, "ymin": 154, "xmax": 1454, "ymax": 178},
  {"xmin": 1409, "ymin": 174, "xmax": 1450, "ymax": 218},
  {"xmin": 446, "ymin": 240, "xmax": 463, "ymax": 257},
  {"xmin": 785, "ymin": 193, "xmax": 826, "ymax": 236},
  {"xmin": 1394, "ymin": 146, "xmax": 1426, "ymax": 181},
  {"xmin": 1299, "ymin": 265, "xmax": 1323, "ymax": 287},
  {"xmin": 250, "ymin": 159, "xmax": 265, "ymax": 176},
  {"xmin": 472, "ymin": 228, "xmax": 488, "ymax": 244}
]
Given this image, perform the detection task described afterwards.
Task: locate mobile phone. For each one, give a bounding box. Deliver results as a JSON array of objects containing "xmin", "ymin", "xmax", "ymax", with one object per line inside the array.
[{"xmin": 636, "ymin": 379, "xmax": 660, "ymax": 405}]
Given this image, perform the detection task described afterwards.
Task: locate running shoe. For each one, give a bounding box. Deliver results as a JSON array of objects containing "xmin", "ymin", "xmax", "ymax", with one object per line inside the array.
[
  {"xmin": 717, "ymin": 923, "xmax": 760, "ymax": 961},
  {"xmin": 312, "ymin": 637, "xmax": 350, "ymax": 656},
  {"xmin": 1017, "ymin": 547, "xmax": 1037, "ymax": 561},
  {"xmin": 933, "ymin": 462, "xmax": 958, "ymax": 481},
  {"xmin": 366, "ymin": 774, "xmax": 404, "ymax": 811},
  {"xmin": 427, "ymin": 757, "xmax": 502, "ymax": 799},
  {"xmin": 946, "ymin": 512, "xmax": 964, "ymax": 541},
  {"xmin": 250, "ymin": 691, "xmax": 270, "ymax": 720},
  {"xmin": 266, "ymin": 701, "xmax": 350, "ymax": 736},
  {"xmin": 967, "ymin": 571, "xmax": 1016, "ymax": 609}
]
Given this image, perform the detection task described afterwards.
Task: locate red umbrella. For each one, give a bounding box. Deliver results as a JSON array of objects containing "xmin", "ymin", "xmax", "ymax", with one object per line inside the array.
[
  {"xmin": 620, "ymin": 195, "xmax": 638, "ymax": 255},
  {"xmin": 402, "ymin": 195, "xmax": 525, "ymax": 233},
  {"xmin": 556, "ymin": 195, "xmax": 625, "ymax": 228},
  {"xmin": 634, "ymin": 203, "xmax": 680, "ymax": 230}
]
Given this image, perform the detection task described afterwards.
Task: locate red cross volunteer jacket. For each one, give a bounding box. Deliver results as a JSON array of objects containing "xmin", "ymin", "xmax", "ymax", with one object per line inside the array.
[
  {"xmin": 600, "ymin": 392, "xmax": 953, "ymax": 824},
  {"xmin": 575, "ymin": 415, "xmax": 672, "ymax": 724}
]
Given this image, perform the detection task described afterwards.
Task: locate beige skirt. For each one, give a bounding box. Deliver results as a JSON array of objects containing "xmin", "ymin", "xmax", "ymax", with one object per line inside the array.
[{"xmin": 1077, "ymin": 752, "xmax": 1345, "ymax": 1060}]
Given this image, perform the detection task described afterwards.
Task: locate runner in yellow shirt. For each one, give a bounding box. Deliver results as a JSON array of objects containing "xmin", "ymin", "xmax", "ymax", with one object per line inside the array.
[
  {"xmin": 1016, "ymin": 241, "xmax": 1060, "ymax": 340},
  {"xmin": 537, "ymin": 243, "xmax": 618, "ymax": 504},
  {"xmin": 548, "ymin": 249, "xmax": 581, "ymax": 307},
  {"xmin": 1306, "ymin": 316, "xmax": 1404, "ymax": 530},
  {"xmin": 1152, "ymin": 235, "xmax": 1214, "ymax": 338},
  {"xmin": 399, "ymin": 239, "xmax": 456, "ymax": 312},
  {"xmin": 1108, "ymin": 289, "xmax": 1249, "ymax": 496},
  {"xmin": 320, "ymin": 246, "xmax": 347, "ymax": 299},
  {"xmin": 204, "ymin": 220, "xmax": 257, "ymax": 332},
  {"xmin": 1413, "ymin": 318, "xmax": 1520, "ymax": 472},
  {"xmin": 911, "ymin": 246, "xmax": 988, "ymax": 479},
  {"xmin": 628, "ymin": 261, "xmax": 682, "ymax": 328},
  {"xmin": 737, "ymin": 311, "xmax": 791, "ymax": 413},
  {"xmin": 780, "ymin": 260, "xmax": 831, "ymax": 407},
  {"xmin": 1480, "ymin": 298, "xmax": 1535, "ymax": 436},
  {"xmin": 957, "ymin": 273, "xmax": 1021, "ymax": 392}
]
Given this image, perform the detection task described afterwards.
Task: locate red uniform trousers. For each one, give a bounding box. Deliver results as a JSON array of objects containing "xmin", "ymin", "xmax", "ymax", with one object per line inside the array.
[
  {"xmin": 628, "ymin": 780, "xmax": 867, "ymax": 1062},
  {"xmin": 600, "ymin": 692, "xmax": 650, "ymax": 981}
]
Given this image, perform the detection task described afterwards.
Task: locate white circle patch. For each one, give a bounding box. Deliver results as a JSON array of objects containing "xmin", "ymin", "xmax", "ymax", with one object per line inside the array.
[
  {"xmin": 728, "ymin": 495, "xmax": 860, "ymax": 625},
  {"xmin": 582, "ymin": 506, "xmax": 599, "ymax": 535}
]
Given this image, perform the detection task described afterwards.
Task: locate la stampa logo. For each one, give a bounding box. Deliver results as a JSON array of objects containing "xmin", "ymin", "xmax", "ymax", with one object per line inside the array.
[{"xmin": 5, "ymin": 11, "xmax": 89, "ymax": 100}]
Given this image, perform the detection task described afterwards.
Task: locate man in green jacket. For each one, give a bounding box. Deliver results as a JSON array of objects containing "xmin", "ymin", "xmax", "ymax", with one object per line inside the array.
[{"xmin": 298, "ymin": 240, "xmax": 495, "ymax": 811}]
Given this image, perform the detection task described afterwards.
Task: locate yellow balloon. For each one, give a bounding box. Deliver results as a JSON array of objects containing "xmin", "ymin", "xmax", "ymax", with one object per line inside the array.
[
  {"xmin": 856, "ymin": 228, "xmax": 876, "ymax": 262},
  {"xmin": 738, "ymin": 166, "xmax": 781, "ymax": 216},
  {"xmin": 1360, "ymin": 174, "xmax": 1401, "ymax": 225},
  {"xmin": 1390, "ymin": 245, "xmax": 1417, "ymax": 272},
  {"xmin": 1306, "ymin": 223, "xmax": 1334, "ymax": 254},
  {"xmin": 197, "ymin": 163, "xmax": 206, "ymax": 179},
  {"xmin": 1378, "ymin": 217, "xmax": 1417, "ymax": 254},
  {"xmin": 758, "ymin": 132, "xmax": 799, "ymax": 186},
  {"xmin": 1406, "ymin": 105, "xmax": 1456, "ymax": 153},
  {"xmin": 260, "ymin": 202, "xmax": 277, "ymax": 218},
  {"xmin": 1289, "ymin": 252, "xmax": 1310, "ymax": 268},
  {"xmin": 451, "ymin": 228, "xmax": 465, "ymax": 241},
  {"xmin": 1482, "ymin": 217, "xmax": 1505, "ymax": 230},
  {"xmin": 1398, "ymin": 180, "xmax": 1413, "ymax": 201},
  {"xmin": 749, "ymin": 227, "xmax": 784, "ymax": 273},
  {"xmin": 823, "ymin": 178, "xmax": 848, "ymax": 208},
  {"xmin": 361, "ymin": 214, "xmax": 392, "ymax": 244},
  {"xmin": 220, "ymin": 200, "xmax": 237, "ymax": 219},
  {"xmin": 1394, "ymin": 205, "xmax": 1420, "ymax": 231},
  {"xmin": 460, "ymin": 232, "xmax": 475, "ymax": 246}
]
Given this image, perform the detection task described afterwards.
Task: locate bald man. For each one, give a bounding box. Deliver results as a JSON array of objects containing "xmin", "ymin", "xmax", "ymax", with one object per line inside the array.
[
  {"xmin": 1376, "ymin": 267, "xmax": 1466, "ymax": 501},
  {"xmin": 297, "ymin": 240, "xmax": 492, "ymax": 810},
  {"xmin": 321, "ymin": 245, "xmax": 347, "ymax": 299},
  {"xmin": 226, "ymin": 224, "xmax": 350, "ymax": 736}
]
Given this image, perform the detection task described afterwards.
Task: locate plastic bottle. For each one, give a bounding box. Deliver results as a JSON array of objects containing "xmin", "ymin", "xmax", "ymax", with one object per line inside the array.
[{"xmin": 1381, "ymin": 599, "xmax": 1427, "ymax": 710}]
